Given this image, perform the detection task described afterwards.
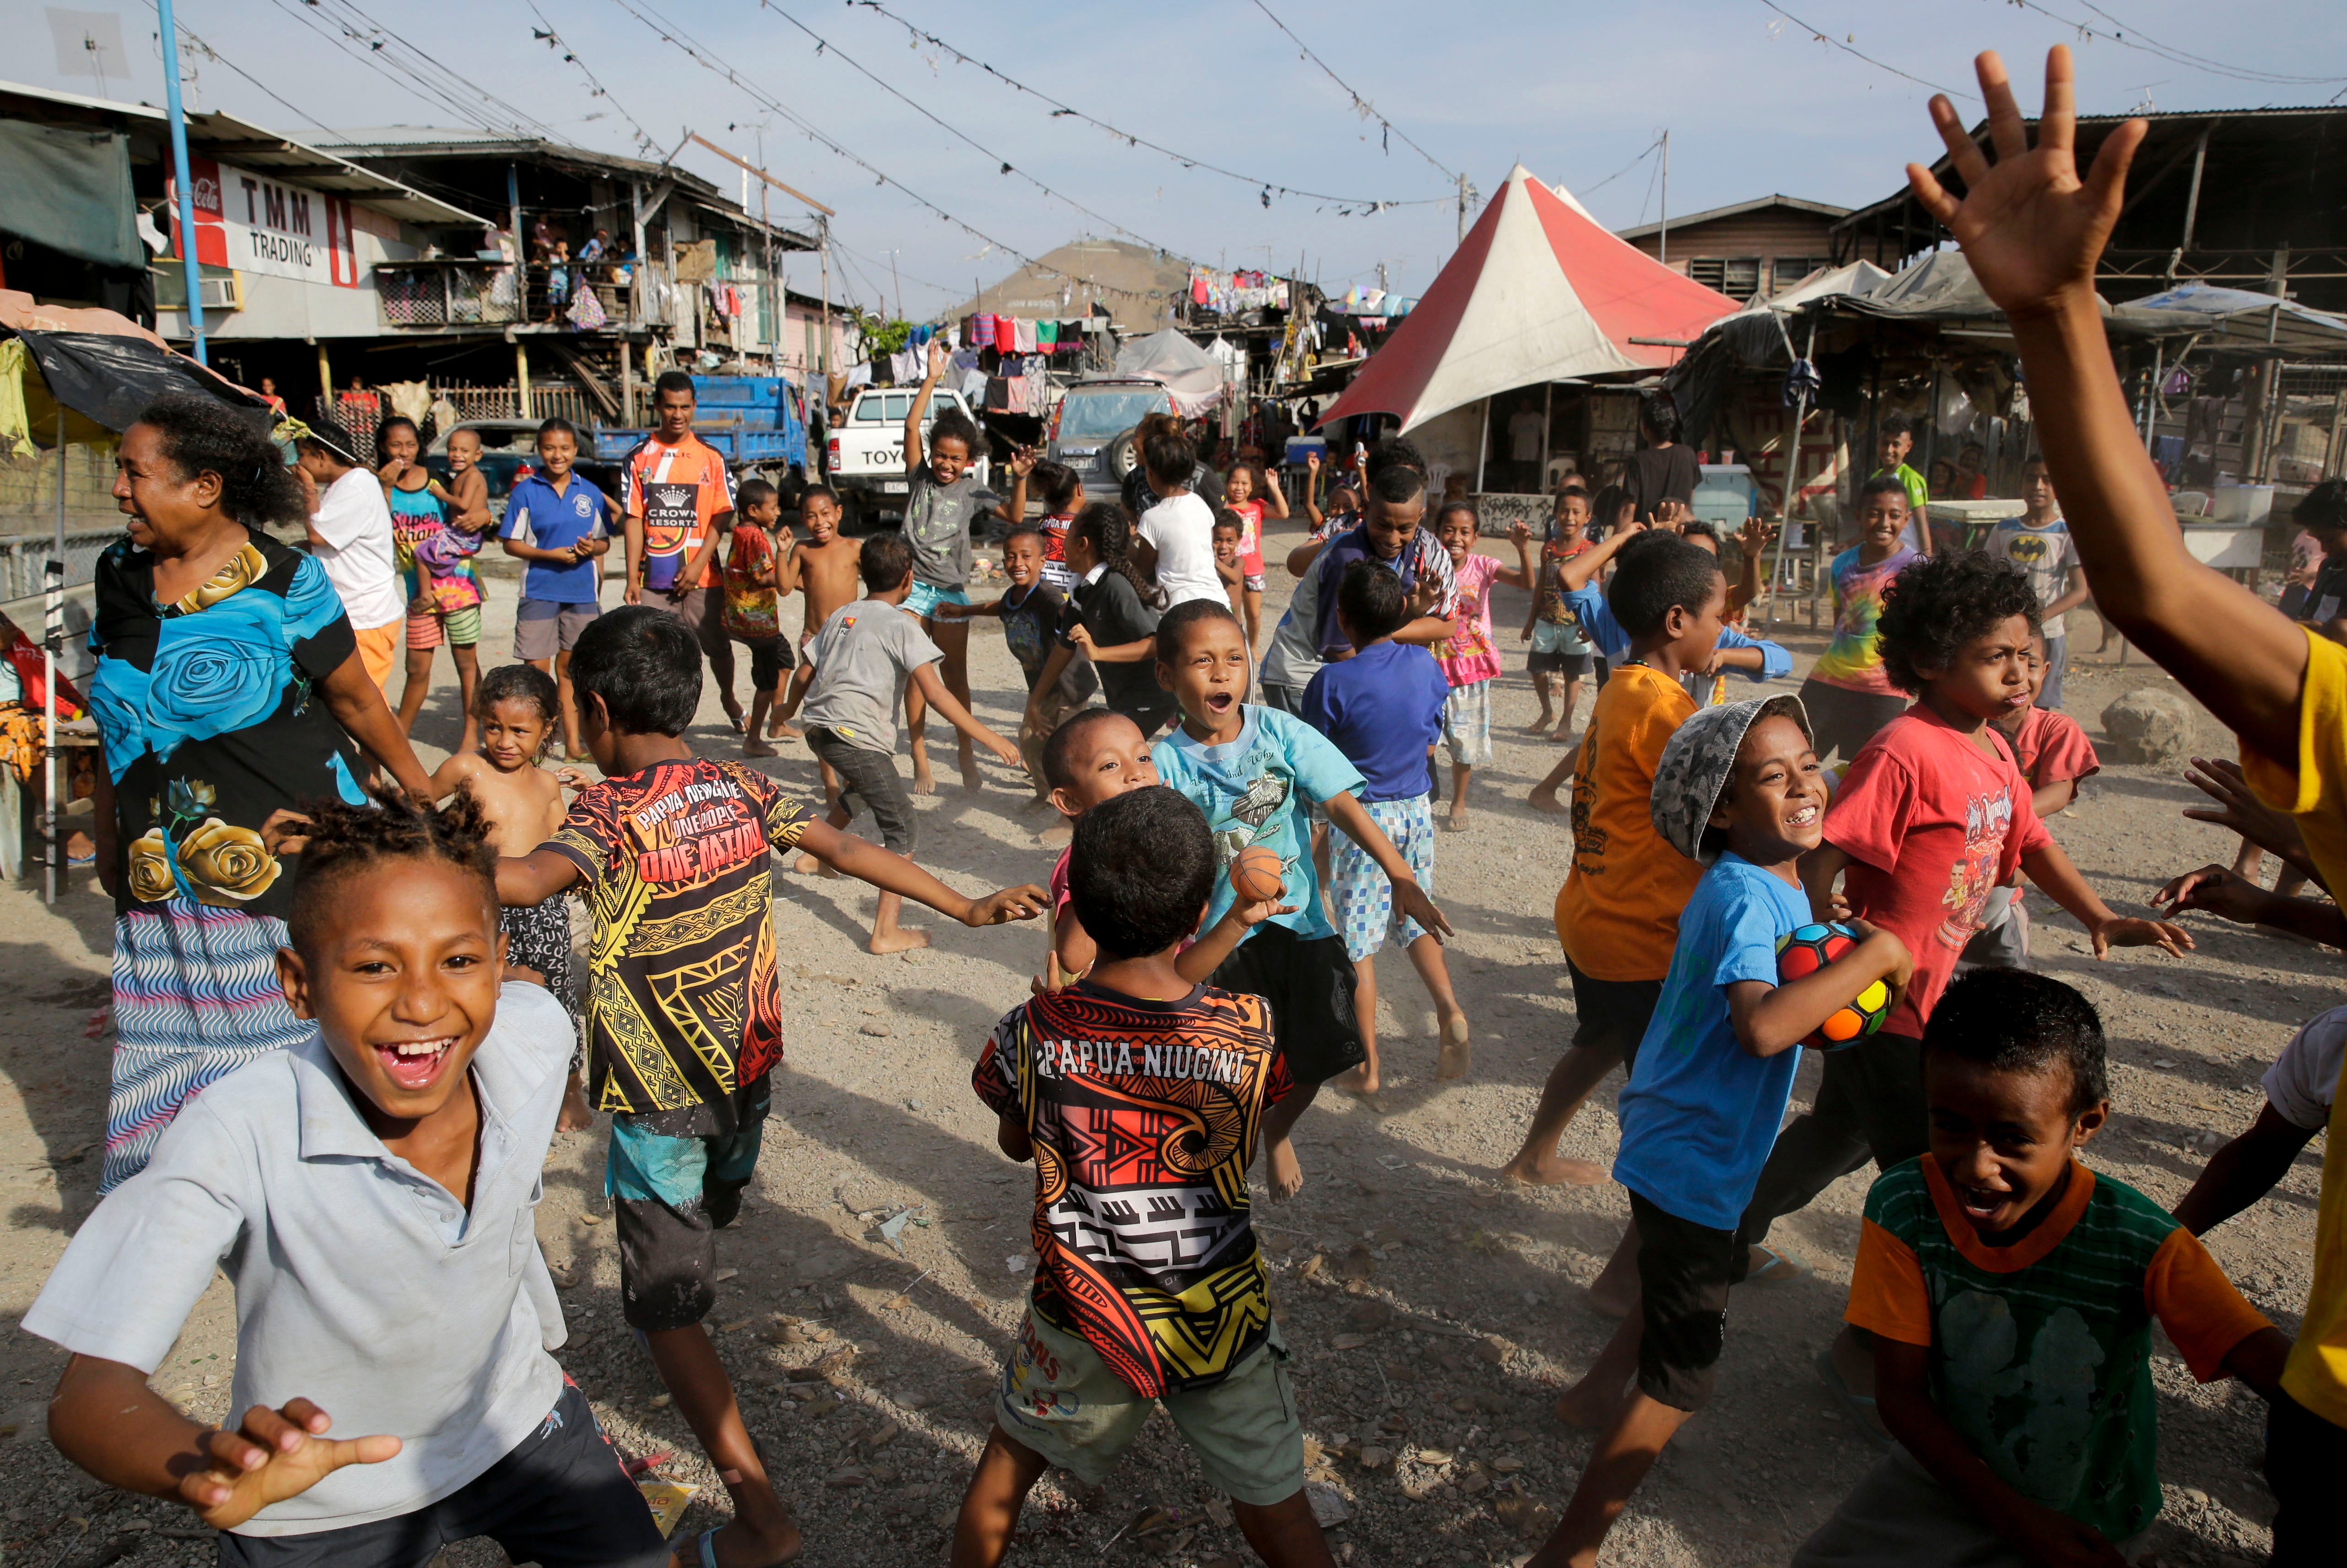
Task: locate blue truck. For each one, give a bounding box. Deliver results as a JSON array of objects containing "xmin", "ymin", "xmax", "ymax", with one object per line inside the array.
[{"xmin": 593, "ymin": 374, "xmax": 811, "ymax": 492}]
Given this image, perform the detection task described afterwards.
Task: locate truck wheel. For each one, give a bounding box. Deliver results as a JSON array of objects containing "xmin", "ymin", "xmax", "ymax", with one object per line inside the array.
[{"xmin": 1107, "ymin": 428, "xmax": 1140, "ymax": 481}]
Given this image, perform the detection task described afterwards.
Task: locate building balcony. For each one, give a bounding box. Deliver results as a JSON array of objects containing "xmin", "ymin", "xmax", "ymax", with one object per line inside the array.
[{"xmin": 372, "ymin": 259, "xmax": 670, "ymax": 331}]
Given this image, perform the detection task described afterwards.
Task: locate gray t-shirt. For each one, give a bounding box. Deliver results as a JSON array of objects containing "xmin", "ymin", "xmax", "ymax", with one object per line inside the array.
[
  {"xmin": 22, "ymin": 983, "xmax": 572, "ymax": 1536},
  {"xmin": 802, "ymin": 596, "xmax": 945, "ymax": 753},
  {"xmin": 1260, "ymin": 553, "xmax": 1327, "ymax": 694},
  {"xmin": 904, "ymin": 468, "xmax": 988, "ymax": 591},
  {"xmin": 1986, "ymin": 517, "xmax": 2081, "ymax": 639}
]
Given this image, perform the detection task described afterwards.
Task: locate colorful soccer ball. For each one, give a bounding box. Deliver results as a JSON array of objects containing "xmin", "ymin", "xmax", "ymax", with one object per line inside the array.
[{"xmin": 1774, "ymin": 921, "xmax": 1891, "ymax": 1051}]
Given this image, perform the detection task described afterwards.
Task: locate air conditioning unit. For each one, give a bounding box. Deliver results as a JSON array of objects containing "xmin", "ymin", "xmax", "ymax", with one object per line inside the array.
[{"xmin": 198, "ymin": 275, "xmax": 243, "ymax": 312}]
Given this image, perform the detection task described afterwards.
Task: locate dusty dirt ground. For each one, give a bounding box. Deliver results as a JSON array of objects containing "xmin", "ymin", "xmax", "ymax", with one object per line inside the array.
[{"xmin": 0, "ymin": 519, "xmax": 2324, "ymax": 1568}]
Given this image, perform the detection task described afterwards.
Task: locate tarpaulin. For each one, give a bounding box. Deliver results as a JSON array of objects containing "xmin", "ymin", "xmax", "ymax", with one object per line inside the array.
[
  {"xmin": 0, "ymin": 121, "xmax": 141, "ymax": 269},
  {"xmin": 5, "ymin": 329, "xmax": 270, "ymax": 436}
]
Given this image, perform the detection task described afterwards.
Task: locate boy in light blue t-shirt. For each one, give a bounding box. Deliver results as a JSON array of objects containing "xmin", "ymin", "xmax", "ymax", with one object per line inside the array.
[
  {"xmin": 1149, "ymin": 598, "xmax": 1451, "ymax": 1202},
  {"xmin": 1527, "ymin": 695, "xmax": 1911, "ymax": 1568}
]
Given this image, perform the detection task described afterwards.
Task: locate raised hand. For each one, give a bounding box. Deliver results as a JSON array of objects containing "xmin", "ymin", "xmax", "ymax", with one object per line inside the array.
[
  {"xmin": 181, "ymin": 1398, "xmax": 400, "ymax": 1530},
  {"xmin": 1905, "ymin": 47, "xmax": 2146, "ymax": 322},
  {"xmin": 926, "ymin": 340, "xmax": 949, "ymax": 381},
  {"xmin": 1507, "ymin": 519, "xmax": 1532, "ymax": 546}
]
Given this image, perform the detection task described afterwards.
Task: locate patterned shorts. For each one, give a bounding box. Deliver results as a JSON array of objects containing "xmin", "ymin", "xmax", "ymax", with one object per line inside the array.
[
  {"xmin": 407, "ymin": 603, "xmax": 484, "ymax": 649},
  {"xmin": 1332, "ymin": 793, "xmax": 1437, "ymax": 961},
  {"xmin": 107, "ymin": 902, "xmax": 311, "ymax": 1193},
  {"xmin": 1441, "ymin": 678, "xmax": 1493, "ymax": 767},
  {"xmin": 500, "ymin": 900, "xmax": 580, "ymax": 1070}
]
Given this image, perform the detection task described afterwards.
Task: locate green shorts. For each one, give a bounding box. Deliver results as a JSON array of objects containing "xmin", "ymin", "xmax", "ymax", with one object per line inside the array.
[{"xmin": 994, "ymin": 1291, "xmax": 1305, "ymax": 1507}]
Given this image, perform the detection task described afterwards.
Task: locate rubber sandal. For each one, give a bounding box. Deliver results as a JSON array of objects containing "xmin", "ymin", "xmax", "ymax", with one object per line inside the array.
[
  {"xmin": 1744, "ymin": 1243, "xmax": 1806, "ymax": 1285},
  {"xmin": 1815, "ymin": 1347, "xmax": 1894, "ymax": 1450},
  {"xmin": 683, "ymin": 1519, "xmax": 800, "ymax": 1568}
]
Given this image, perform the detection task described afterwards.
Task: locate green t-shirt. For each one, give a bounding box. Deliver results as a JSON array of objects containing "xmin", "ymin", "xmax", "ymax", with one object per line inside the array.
[{"xmin": 1849, "ymin": 1158, "xmax": 2267, "ymax": 1543}]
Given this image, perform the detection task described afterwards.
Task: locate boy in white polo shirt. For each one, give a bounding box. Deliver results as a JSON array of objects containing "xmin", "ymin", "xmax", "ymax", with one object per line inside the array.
[{"xmin": 25, "ymin": 792, "xmax": 666, "ymax": 1568}]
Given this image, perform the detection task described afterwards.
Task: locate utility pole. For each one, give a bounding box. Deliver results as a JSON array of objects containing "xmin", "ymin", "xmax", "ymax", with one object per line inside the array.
[
  {"xmin": 889, "ymin": 250, "xmax": 902, "ymax": 324},
  {"xmin": 157, "ymin": 0, "xmax": 206, "ymax": 363},
  {"xmin": 758, "ymin": 125, "xmax": 776, "ymax": 377},
  {"xmin": 1457, "ymin": 172, "xmax": 1469, "ymax": 244},
  {"xmin": 1377, "ymin": 261, "xmax": 1388, "ymax": 294},
  {"xmin": 1658, "ymin": 129, "xmax": 1671, "ymax": 266}
]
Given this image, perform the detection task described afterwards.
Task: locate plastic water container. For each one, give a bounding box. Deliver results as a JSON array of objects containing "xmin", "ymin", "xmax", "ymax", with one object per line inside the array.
[{"xmin": 1690, "ymin": 464, "xmax": 1757, "ymax": 526}]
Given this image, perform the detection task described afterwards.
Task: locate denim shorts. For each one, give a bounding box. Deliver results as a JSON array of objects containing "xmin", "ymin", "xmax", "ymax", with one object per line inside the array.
[{"xmin": 906, "ymin": 580, "xmax": 972, "ymax": 618}]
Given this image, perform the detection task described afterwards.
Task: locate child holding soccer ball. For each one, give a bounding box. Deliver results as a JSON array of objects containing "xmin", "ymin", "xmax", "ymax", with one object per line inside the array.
[{"xmin": 1527, "ymin": 695, "xmax": 1910, "ymax": 1568}]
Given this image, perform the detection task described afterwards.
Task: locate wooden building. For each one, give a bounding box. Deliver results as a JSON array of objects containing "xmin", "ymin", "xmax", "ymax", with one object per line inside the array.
[{"xmin": 1616, "ymin": 194, "xmax": 1898, "ymax": 302}]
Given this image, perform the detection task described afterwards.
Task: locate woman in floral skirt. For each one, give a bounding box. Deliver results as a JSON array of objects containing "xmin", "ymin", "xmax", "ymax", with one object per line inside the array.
[{"xmin": 90, "ymin": 397, "xmax": 434, "ymax": 1191}]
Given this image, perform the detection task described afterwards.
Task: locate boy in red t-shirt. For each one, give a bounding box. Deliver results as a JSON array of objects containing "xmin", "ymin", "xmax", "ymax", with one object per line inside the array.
[
  {"xmin": 1738, "ymin": 553, "xmax": 2190, "ymax": 1422},
  {"xmin": 1962, "ymin": 627, "xmax": 2101, "ymax": 969}
]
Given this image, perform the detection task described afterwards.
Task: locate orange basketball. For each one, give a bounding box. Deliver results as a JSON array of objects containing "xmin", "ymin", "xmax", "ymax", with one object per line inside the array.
[{"xmin": 1230, "ymin": 846, "xmax": 1285, "ymax": 904}]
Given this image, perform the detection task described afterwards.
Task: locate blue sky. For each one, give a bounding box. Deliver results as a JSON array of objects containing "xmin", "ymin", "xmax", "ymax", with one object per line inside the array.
[{"xmin": 14, "ymin": 0, "xmax": 2343, "ymax": 315}]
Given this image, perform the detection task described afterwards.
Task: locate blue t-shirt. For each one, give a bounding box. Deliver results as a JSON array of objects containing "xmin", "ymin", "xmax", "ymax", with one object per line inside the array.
[
  {"xmin": 1563, "ymin": 582, "xmax": 1793, "ymax": 683},
  {"xmin": 501, "ymin": 473, "xmax": 609, "ymax": 603},
  {"xmin": 1152, "ymin": 705, "xmax": 1364, "ymax": 944},
  {"xmin": 1613, "ymin": 852, "xmax": 1814, "ymax": 1231},
  {"xmin": 1299, "ymin": 640, "xmax": 1449, "ymax": 802}
]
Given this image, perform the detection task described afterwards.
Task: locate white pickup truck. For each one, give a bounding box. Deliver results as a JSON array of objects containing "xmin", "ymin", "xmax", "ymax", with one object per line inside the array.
[{"xmin": 823, "ymin": 385, "xmax": 989, "ymax": 528}]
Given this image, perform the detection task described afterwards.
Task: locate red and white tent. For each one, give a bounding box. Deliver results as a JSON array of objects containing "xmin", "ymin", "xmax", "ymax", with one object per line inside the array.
[{"xmin": 1318, "ymin": 165, "xmax": 1739, "ymax": 434}]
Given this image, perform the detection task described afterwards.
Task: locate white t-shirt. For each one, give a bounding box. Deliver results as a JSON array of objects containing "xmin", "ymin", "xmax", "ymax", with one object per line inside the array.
[
  {"xmin": 1138, "ymin": 490, "xmax": 1224, "ymax": 609},
  {"xmin": 309, "ymin": 466, "xmax": 403, "ymax": 629},
  {"xmin": 2264, "ymin": 1004, "xmax": 2347, "ymax": 1131}
]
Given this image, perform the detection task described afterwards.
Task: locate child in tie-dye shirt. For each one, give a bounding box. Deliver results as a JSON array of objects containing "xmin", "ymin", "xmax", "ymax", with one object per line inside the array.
[{"xmin": 1797, "ymin": 476, "xmax": 1920, "ymax": 764}]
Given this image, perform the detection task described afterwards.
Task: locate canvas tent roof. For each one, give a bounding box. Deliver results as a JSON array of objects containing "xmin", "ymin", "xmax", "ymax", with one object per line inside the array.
[
  {"xmin": 1316, "ymin": 164, "xmax": 1738, "ymax": 434},
  {"xmin": 2105, "ymin": 281, "xmax": 2347, "ymax": 354}
]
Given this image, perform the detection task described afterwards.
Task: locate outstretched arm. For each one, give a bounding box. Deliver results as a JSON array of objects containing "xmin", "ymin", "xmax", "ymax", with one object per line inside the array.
[
  {"xmin": 1910, "ymin": 47, "xmax": 2304, "ymax": 760},
  {"xmin": 909, "ymin": 661, "xmax": 1021, "ymax": 766},
  {"xmin": 796, "ymin": 816, "xmax": 1044, "ymax": 926}
]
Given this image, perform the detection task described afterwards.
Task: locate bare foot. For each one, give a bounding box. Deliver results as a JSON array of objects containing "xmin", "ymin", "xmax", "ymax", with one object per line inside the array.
[
  {"xmin": 1334, "ymin": 1063, "xmax": 1381, "ymax": 1096},
  {"xmin": 868, "ymin": 927, "xmax": 931, "ymax": 955},
  {"xmin": 1500, "ymin": 1152, "xmax": 1607, "ymax": 1185},
  {"xmin": 1266, "ymin": 1135, "xmax": 1306, "ymax": 1202},
  {"xmin": 1445, "ymin": 807, "xmax": 1469, "ymax": 832},
  {"xmin": 911, "ymin": 754, "xmax": 938, "ymax": 795},
  {"xmin": 1552, "ymin": 727, "xmax": 1578, "ymax": 745},
  {"xmin": 793, "ymin": 851, "xmax": 839, "ymax": 879},
  {"xmin": 960, "ymin": 751, "xmax": 984, "ymax": 792},
  {"xmin": 1526, "ymin": 714, "xmax": 1554, "ymax": 734},
  {"xmin": 1553, "ymin": 1377, "xmax": 1628, "ymax": 1431},
  {"xmin": 1436, "ymin": 1010, "xmax": 1471, "ymax": 1081},
  {"xmin": 742, "ymin": 737, "xmax": 778, "ymax": 759},
  {"xmin": 557, "ymin": 1078, "xmax": 593, "ymax": 1132},
  {"xmin": 769, "ymin": 720, "xmax": 803, "ymax": 741},
  {"xmin": 1527, "ymin": 786, "xmax": 1566, "ymax": 816}
]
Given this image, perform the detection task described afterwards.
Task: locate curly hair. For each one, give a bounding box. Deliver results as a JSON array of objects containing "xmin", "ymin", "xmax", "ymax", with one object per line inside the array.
[
  {"xmin": 134, "ymin": 396, "xmax": 304, "ymax": 529},
  {"xmin": 1874, "ymin": 551, "xmax": 2039, "ymax": 694},
  {"xmin": 928, "ymin": 406, "xmax": 982, "ymax": 460},
  {"xmin": 474, "ymin": 663, "xmax": 560, "ymax": 747},
  {"xmin": 286, "ymin": 788, "xmax": 498, "ymax": 956}
]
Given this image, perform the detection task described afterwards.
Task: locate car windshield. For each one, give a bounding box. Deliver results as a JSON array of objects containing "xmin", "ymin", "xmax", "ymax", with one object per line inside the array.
[{"xmin": 1057, "ymin": 389, "xmax": 1166, "ymax": 440}]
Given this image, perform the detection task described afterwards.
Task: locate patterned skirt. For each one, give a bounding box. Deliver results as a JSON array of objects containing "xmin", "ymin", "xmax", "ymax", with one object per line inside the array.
[
  {"xmin": 106, "ymin": 900, "xmax": 311, "ymax": 1193},
  {"xmin": 502, "ymin": 898, "xmax": 582, "ymax": 1072}
]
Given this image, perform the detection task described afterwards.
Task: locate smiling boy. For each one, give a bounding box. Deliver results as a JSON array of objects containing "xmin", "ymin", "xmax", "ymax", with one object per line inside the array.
[
  {"xmin": 1526, "ymin": 697, "xmax": 1910, "ymax": 1568},
  {"xmin": 1797, "ymin": 476, "xmax": 1923, "ymax": 764},
  {"xmin": 1794, "ymin": 969, "xmax": 2287, "ymax": 1568},
  {"xmin": 28, "ymin": 793, "xmax": 668, "ymax": 1567}
]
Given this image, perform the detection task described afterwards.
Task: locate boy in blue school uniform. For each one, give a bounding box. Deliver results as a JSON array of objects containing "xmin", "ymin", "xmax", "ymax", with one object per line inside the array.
[{"xmin": 500, "ymin": 416, "xmax": 614, "ymax": 759}]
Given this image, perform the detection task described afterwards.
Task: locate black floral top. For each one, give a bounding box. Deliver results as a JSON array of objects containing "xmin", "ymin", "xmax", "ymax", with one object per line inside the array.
[{"xmin": 88, "ymin": 531, "xmax": 363, "ymax": 919}]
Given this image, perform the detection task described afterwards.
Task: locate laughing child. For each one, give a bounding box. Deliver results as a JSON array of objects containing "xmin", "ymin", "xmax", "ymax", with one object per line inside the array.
[
  {"xmin": 1792, "ymin": 969, "xmax": 2286, "ymax": 1568},
  {"xmin": 1149, "ymin": 598, "xmax": 1452, "ymax": 1200},
  {"xmin": 496, "ymin": 607, "xmax": 1045, "ymax": 1567},
  {"xmin": 958, "ymin": 787, "xmax": 1333, "ymax": 1568},
  {"xmin": 29, "ymin": 792, "xmax": 671, "ymax": 1568},
  {"xmin": 1523, "ymin": 486, "xmax": 1596, "ymax": 742},
  {"xmin": 1527, "ymin": 697, "xmax": 1911, "ymax": 1568}
]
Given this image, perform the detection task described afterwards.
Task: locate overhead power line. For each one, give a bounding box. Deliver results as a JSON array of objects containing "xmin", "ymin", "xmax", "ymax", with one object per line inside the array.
[
  {"xmin": 750, "ymin": 0, "xmax": 1194, "ymax": 264},
  {"xmin": 305, "ymin": 0, "xmax": 566, "ymax": 140},
  {"xmin": 1760, "ymin": 3, "xmax": 1983, "ymax": 101},
  {"xmin": 603, "ymin": 0, "xmax": 1175, "ymax": 305},
  {"xmin": 524, "ymin": 0, "xmax": 660, "ymax": 155},
  {"xmin": 1577, "ymin": 134, "xmax": 1667, "ymax": 198},
  {"xmin": 845, "ymin": 0, "xmax": 1451, "ymax": 213},
  {"xmin": 256, "ymin": 0, "xmax": 521, "ymax": 135},
  {"xmin": 2003, "ymin": 0, "xmax": 2347, "ymax": 87},
  {"xmin": 1245, "ymin": 0, "xmax": 1463, "ymax": 184}
]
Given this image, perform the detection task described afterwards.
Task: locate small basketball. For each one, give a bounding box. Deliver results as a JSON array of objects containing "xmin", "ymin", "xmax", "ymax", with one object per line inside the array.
[
  {"xmin": 1230, "ymin": 846, "xmax": 1286, "ymax": 905},
  {"xmin": 1775, "ymin": 921, "xmax": 1892, "ymax": 1051}
]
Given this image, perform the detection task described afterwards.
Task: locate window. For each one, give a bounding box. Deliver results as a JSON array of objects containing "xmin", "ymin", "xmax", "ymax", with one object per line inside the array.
[
  {"xmin": 1688, "ymin": 257, "xmax": 1764, "ymax": 297},
  {"xmin": 1772, "ymin": 257, "xmax": 1834, "ymax": 290}
]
